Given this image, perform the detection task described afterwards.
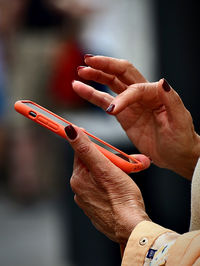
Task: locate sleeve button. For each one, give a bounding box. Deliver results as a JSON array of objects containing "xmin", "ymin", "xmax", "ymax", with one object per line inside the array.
[{"xmin": 139, "ymin": 237, "xmax": 148, "ymax": 246}]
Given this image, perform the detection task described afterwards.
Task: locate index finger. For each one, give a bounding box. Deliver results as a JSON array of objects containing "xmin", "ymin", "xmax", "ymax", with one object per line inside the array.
[{"xmin": 84, "ymin": 55, "xmax": 147, "ymax": 85}]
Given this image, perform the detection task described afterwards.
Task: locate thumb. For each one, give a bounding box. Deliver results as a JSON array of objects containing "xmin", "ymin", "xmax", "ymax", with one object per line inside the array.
[{"xmin": 65, "ymin": 125, "xmax": 113, "ymax": 172}]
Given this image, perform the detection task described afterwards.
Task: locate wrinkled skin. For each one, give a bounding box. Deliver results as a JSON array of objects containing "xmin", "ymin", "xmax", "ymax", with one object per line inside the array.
[
  {"xmin": 66, "ymin": 55, "xmax": 200, "ymax": 250},
  {"xmin": 66, "ymin": 126, "xmax": 150, "ymax": 245},
  {"xmin": 73, "ymin": 55, "xmax": 200, "ymax": 179}
]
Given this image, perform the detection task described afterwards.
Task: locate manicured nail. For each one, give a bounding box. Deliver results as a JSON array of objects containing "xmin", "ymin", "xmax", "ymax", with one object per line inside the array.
[
  {"xmin": 162, "ymin": 78, "xmax": 171, "ymax": 92},
  {"xmin": 84, "ymin": 54, "xmax": 94, "ymax": 59},
  {"xmin": 77, "ymin": 66, "xmax": 86, "ymax": 71},
  {"xmin": 65, "ymin": 125, "xmax": 77, "ymax": 140},
  {"xmin": 106, "ymin": 104, "xmax": 115, "ymax": 113}
]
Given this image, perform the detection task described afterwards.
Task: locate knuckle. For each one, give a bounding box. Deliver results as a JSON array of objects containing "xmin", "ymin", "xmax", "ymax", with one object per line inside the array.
[
  {"xmin": 76, "ymin": 143, "xmax": 91, "ymax": 155},
  {"xmin": 95, "ymin": 70, "xmax": 103, "ymax": 82},
  {"xmin": 108, "ymin": 76, "xmax": 119, "ymax": 89},
  {"xmin": 70, "ymin": 173, "xmax": 80, "ymax": 193},
  {"xmin": 118, "ymin": 59, "xmax": 132, "ymax": 78}
]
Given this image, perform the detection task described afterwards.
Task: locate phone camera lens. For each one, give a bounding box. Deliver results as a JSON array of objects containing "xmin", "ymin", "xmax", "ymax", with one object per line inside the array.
[{"xmin": 29, "ymin": 111, "xmax": 37, "ymax": 118}]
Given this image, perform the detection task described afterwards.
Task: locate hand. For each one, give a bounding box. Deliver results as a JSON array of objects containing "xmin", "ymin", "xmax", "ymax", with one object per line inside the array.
[
  {"xmin": 65, "ymin": 125, "xmax": 150, "ymax": 245},
  {"xmin": 73, "ymin": 55, "xmax": 200, "ymax": 179}
]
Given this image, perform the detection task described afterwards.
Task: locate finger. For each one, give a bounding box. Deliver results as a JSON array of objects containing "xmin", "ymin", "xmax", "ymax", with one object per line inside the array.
[
  {"xmin": 77, "ymin": 66, "xmax": 127, "ymax": 94},
  {"xmin": 84, "ymin": 55, "xmax": 147, "ymax": 85},
  {"xmin": 72, "ymin": 80, "xmax": 113, "ymax": 110},
  {"xmin": 106, "ymin": 81, "xmax": 160, "ymax": 115},
  {"xmin": 65, "ymin": 125, "xmax": 115, "ymax": 174},
  {"xmin": 158, "ymin": 78, "xmax": 188, "ymax": 122},
  {"xmin": 130, "ymin": 154, "xmax": 151, "ymax": 169}
]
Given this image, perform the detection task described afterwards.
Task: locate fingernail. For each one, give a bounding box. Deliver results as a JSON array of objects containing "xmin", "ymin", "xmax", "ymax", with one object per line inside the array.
[
  {"xmin": 65, "ymin": 125, "xmax": 77, "ymax": 140},
  {"xmin": 77, "ymin": 66, "xmax": 86, "ymax": 71},
  {"xmin": 162, "ymin": 78, "xmax": 171, "ymax": 92},
  {"xmin": 106, "ymin": 104, "xmax": 115, "ymax": 113},
  {"xmin": 84, "ymin": 54, "xmax": 94, "ymax": 59}
]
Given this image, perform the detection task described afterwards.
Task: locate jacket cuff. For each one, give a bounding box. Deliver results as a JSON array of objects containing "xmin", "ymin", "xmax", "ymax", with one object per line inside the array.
[{"xmin": 121, "ymin": 221, "xmax": 172, "ymax": 265}]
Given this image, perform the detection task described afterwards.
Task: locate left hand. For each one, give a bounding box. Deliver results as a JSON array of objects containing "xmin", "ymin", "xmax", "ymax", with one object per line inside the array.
[
  {"xmin": 73, "ymin": 55, "xmax": 200, "ymax": 179},
  {"xmin": 65, "ymin": 125, "xmax": 151, "ymax": 245}
]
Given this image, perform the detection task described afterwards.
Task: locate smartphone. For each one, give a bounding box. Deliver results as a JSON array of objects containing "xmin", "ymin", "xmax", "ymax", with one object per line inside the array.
[{"xmin": 14, "ymin": 100, "xmax": 143, "ymax": 173}]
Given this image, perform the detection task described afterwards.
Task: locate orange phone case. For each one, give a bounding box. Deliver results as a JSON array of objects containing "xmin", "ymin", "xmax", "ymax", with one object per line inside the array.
[{"xmin": 14, "ymin": 100, "xmax": 143, "ymax": 173}]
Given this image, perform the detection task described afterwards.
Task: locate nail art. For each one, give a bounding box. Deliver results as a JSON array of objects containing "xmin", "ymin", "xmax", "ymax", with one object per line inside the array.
[
  {"xmin": 106, "ymin": 104, "xmax": 115, "ymax": 113},
  {"xmin": 65, "ymin": 125, "xmax": 77, "ymax": 140},
  {"xmin": 162, "ymin": 78, "xmax": 171, "ymax": 92},
  {"xmin": 84, "ymin": 54, "xmax": 94, "ymax": 59}
]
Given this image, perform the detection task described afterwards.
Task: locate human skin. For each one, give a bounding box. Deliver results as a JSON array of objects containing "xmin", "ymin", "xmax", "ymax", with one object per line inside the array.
[
  {"xmin": 65, "ymin": 125, "xmax": 151, "ymax": 246},
  {"xmin": 73, "ymin": 55, "xmax": 200, "ymax": 180}
]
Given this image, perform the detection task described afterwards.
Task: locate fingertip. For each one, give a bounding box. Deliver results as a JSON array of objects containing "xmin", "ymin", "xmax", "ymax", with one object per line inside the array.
[
  {"xmin": 72, "ymin": 80, "xmax": 79, "ymax": 92},
  {"xmin": 72, "ymin": 80, "xmax": 79, "ymax": 87},
  {"xmin": 130, "ymin": 154, "xmax": 151, "ymax": 170},
  {"xmin": 157, "ymin": 78, "xmax": 164, "ymax": 90},
  {"xmin": 72, "ymin": 80, "xmax": 86, "ymax": 92},
  {"xmin": 84, "ymin": 54, "xmax": 94, "ymax": 64},
  {"xmin": 160, "ymin": 78, "xmax": 171, "ymax": 92},
  {"xmin": 106, "ymin": 104, "xmax": 115, "ymax": 114},
  {"xmin": 84, "ymin": 54, "xmax": 94, "ymax": 60},
  {"xmin": 77, "ymin": 66, "xmax": 87, "ymax": 71},
  {"xmin": 65, "ymin": 125, "xmax": 78, "ymax": 141}
]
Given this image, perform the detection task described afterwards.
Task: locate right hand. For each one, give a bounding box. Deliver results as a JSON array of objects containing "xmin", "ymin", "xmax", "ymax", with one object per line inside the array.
[{"xmin": 73, "ymin": 55, "xmax": 200, "ymax": 179}]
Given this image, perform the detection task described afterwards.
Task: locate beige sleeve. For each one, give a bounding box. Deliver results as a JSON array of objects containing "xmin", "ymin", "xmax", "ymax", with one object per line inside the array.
[
  {"xmin": 190, "ymin": 158, "xmax": 200, "ymax": 231},
  {"xmin": 121, "ymin": 221, "xmax": 200, "ymax": 266},
  {"xmin": 167, "ymin": 230, "xmax": 200, "ymax": 265},
  {"xmin": 121, "ymin": 221, "xmax": 172, "ymax": 265}
]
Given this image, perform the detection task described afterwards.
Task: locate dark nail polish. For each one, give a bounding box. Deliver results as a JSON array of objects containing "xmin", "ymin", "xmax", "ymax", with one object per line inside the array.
[
  {"xmin": 84, "ymin": 54, "xmax": 94, "ymax": 59},
  {"xmin": 77, "ymin": 66, "xmax": 86, "ymax": 71},
  {"xmin": 65, "ymin": 125, "xmax": 77, "ymax": 140},
  {"xmin": 106, "ymin": 104, "xmax": 115, "ymax": 113},
  {"xmin": 162, "ymin": 78, "xmax": 171, "ymax": 92}
]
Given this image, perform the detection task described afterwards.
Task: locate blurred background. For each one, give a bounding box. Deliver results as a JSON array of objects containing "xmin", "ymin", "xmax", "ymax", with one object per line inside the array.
[{"xmin": 0, "ymin": 0, "xmax": 199, "ymax": 265}]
